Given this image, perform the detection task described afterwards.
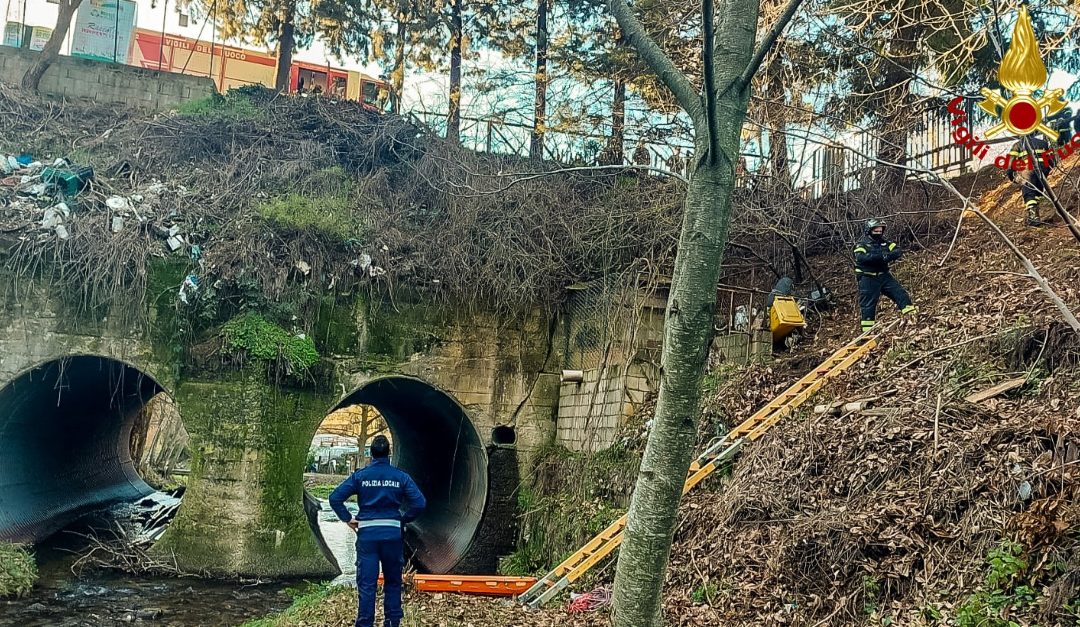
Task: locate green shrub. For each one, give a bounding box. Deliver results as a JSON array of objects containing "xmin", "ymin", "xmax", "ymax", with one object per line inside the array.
[
  {"xmin": 955, "ymin": 542, "xmax": 1036, "ymax": 627},
  {"xmin": 0, "ymin": 543, "xmax": 37, "ymax": 598},
  {"xmin": 222, "ymin": 313, "xmax": 319, "ymax": 371},
  {"xmin": 306, "ymin": 483, "xmax": 338, "ymax": 500}
]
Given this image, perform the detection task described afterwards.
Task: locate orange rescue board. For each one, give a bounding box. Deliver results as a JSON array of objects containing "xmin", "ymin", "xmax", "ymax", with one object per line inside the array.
[{"xmin": 374, "ymin": 574, "xmax": 538, "ymax": 597}]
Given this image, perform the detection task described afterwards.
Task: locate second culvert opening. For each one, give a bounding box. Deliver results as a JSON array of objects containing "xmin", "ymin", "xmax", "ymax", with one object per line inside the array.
[
  {"xmin": 322, "ymin": 376, "xmax": 487, "ymax": 574},
  {"xmin": 0, "ymin": 356, "xmax": 165, "ymax": 544}
]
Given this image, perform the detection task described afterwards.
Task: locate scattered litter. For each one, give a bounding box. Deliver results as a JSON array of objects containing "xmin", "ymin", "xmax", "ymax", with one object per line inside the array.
[
  {"xmin": 41, "ymin": 207, "xmax": 64, "ymax": 229},
  {"xmin": 166, "ymin": 235, "xmax": 185, "ymax": 251},
  {"xmin": 42, "ymin": 165, "xmax": 93, "ymax": 196},
  {"xmin": 567, "ymin": 587, "xmax": 611, "ymax": 613},
  {"xmin": 178, "ymin": 274, "xmax": 199, "ymax": 304},
  {"xmin": 54, "ymin": 224, "xmax": 69, "ymax": 240},
  {"xmin": 295, "ymin": 260, "xmax": 311, "ymax": 276},
  {"xmin": 106, "ymin": 196, "xmax": 130, "ymax": 211},
  {"xmin": 111, "ymin": 217, "xmax": 124, "ymax": 233}
]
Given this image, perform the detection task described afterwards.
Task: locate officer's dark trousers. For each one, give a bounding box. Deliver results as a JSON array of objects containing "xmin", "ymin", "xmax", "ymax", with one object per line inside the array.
[
  {"xmin": 356, "ymin": 537, "xmax": 404, "ymax": 627},
  {"xmin": 857, "ymin": 273, "xmax": 913, "ymax": 328}
]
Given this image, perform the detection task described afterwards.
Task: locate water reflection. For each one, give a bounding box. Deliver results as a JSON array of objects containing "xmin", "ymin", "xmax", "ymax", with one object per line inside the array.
[{"xmin": 316, "ymin": 499, "xmax": 358, "ymax": 585}]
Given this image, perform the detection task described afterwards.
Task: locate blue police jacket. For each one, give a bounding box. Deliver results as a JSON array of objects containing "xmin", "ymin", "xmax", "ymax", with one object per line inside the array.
[{"xmin": 328, "ymin": 457, "xmax": 426, "ymax": 540}]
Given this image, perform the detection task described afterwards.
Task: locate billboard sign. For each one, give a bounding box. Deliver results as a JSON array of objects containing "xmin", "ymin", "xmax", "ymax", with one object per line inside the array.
[
  {"xmin": 71, "ymin": 0, "xmax": 135, "ymax": 62},
  {"xmin": 29, "ymin": 25, "xmax": 50, "ymax": 51},
  {"xmin": 2, "ymin": 22, "xmax": 19, "ymax": 47}
]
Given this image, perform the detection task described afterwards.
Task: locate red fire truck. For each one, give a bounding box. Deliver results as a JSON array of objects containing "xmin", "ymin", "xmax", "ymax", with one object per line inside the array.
[{"xmin": 131, "ymin": 29, "xmax": 391, "ymax": 112}]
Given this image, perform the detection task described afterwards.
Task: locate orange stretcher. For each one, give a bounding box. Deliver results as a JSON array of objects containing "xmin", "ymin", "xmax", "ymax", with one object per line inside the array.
[{"xmin": 375, "ymin": 574, "xmax": 538, "ymax": 596}]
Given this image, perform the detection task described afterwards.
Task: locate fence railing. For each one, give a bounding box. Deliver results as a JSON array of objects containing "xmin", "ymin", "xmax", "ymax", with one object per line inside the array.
[{"xmin": 411, "ymin": 98, "xmax": 1007, "ymax": 198}]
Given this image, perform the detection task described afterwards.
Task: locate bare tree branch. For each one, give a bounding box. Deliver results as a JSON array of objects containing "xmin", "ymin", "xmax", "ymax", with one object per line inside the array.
[
  {"xmin": 738, "ymin": 0, "xmax": 807, "ymax": 89},
  {"xmin": 609, "ymin": 0, "xmax": 704, "ymax": 122},
  {"xmin": 702, "ymin": 0, "xmax": 720, "ymax": 165}
]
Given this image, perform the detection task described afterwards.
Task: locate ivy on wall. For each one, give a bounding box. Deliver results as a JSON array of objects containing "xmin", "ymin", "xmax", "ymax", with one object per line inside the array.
[{"xmin": 222, "ymin": 313, "xmax": 319, "ymax": 372}]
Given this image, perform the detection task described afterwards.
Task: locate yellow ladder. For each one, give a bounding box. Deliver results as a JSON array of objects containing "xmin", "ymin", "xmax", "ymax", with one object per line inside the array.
[{"xmin": 516, "ymin": 333, "xmax": 878, "ymax": 608}]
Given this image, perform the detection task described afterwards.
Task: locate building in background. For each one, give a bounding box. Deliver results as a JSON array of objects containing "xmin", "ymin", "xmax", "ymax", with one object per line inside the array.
[{"xmin": 2, "ymin": 0, "xmax": 389, "ymax": 110}]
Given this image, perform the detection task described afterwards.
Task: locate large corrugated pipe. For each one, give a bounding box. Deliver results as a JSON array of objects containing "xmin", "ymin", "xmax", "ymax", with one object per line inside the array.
[
  {"xmin": 0, "ymin": 356, "xmax": 162, "ymax": 543},
  {"xmin": 323, "ymin": 376, "xmax": 488, "ymax": 574}
]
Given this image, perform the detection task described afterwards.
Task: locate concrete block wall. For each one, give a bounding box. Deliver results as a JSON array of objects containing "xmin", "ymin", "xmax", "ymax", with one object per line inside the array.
[
  {"xmin": 342, "ymin": 308, "xmax": 560, "ymax": 472},
  {"xmin": 711, "ymin": 329, "xmax": 773, "ymax": 365},
  {"xmin": 0, "ymin": 47, "xmax": 214, "ymax": 110}
]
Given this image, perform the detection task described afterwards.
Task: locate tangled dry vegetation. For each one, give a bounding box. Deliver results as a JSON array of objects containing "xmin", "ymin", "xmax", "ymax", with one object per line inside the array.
[
  {"xmin": 0, "ymin": 84, "xmax": 684, "ymax": 326},
  {"xmin": 0, "ymin": 83, "xmax": 953, "ymax": 334},
  {"xmin": 660, "ymin": 213, "xmax": 1080, "ymax": 626}
]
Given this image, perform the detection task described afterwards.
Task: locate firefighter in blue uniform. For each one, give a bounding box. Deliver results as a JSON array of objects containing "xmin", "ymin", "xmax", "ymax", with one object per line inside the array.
[
  {"xmin": 1006, "ymin": 108, "xmax": 1074, "ymax": 226},
  {"xmin": 330, "ymin": 435, "xmax": 426, "ymax": 627},
  {"xmin": 853, "ymin": 218, "xmax": 917, "ymax": 332}
]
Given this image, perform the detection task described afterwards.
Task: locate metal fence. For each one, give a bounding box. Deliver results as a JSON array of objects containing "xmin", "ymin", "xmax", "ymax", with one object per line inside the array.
[{"xmin": 412, "ymin": 98, "xmax": 1008, "ymax": 198}]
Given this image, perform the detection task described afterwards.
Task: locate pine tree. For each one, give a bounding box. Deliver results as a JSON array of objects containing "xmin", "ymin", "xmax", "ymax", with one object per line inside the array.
[{"xmin": 183, "ymin": 0, "xmax": 379, "ymax": 92}]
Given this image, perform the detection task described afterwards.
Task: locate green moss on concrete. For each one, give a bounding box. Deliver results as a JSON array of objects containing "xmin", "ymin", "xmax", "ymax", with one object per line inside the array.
[
  {"xmin": 155, "ymin": 373, "xmax": 335, "ymax": 578},
  {"xmin": 147, "ymin": 257, "xmax": 194, "ymax": 372},
  {"xmin": 362, "ymin": 296, "xmax": 449, "ymax": 363},
  {"xmin": 0, "ymin": 543, "xmax": 37, "ymax": 598},
  {"xmin": 312, "ymin": 295, "xmax": 361, "ymax": 356},
  {"xmin": 244, "ymin": 382, "xmax": 330, "ymax": 573}
]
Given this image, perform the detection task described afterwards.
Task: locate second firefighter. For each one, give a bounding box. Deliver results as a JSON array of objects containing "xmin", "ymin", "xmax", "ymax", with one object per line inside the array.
[{"xmin": 853, "ymin": 218, "xmax": 917, "ymax": 331}]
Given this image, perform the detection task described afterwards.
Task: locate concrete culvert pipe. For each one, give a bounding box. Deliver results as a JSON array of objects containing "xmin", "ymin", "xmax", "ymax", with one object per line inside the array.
[
  {"xmin": 0, "ymin": 356, "xmax": 162, "ymax": 543},
  {"xmin": 491, "ymin": 425, "xmax": 516, "ymax": 446},
  {"xmin": 330, "ymin": 376, "xmax": 487, "ymax": 574}
]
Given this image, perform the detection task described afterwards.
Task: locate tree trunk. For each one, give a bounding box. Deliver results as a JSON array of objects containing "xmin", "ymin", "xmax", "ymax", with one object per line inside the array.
[
  {"xmin": 769, "ymin": 123, "xmax": 791, "ymax": 187},
  {"xmin": 608, "ymin": 0, "xmax": 765, "ymax": 621},
  {"xmin": 20, "ymin": 0, "xmax": 83, "ymax": 92},
  {"xmin": 529, "ymin": 0, "xmax": 549, "ymax": 160},
  {"xmin": 610, "ymin": 156, "xmax": 736, "ymax": 627},
  {"xmin": 447, "ymin": 0, "xmax": 464, "ymax": 143},
  {"xmin": 876, "ymin": 123, "xmax": 907, "ymax": 193},
  {"xmin": 274, "ymin": 0, "xmax": 297, "ymax": 93},
  {"xmin": 605, "ymin": 78, "xmax": 626, "ymax": 165},
  {"xmin": 392, "ymin": 3, "xmax": 408, "ymax": 114}
]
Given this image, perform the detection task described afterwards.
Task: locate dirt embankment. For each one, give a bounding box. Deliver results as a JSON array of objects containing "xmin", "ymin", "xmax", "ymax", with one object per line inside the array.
[
  {"xmin": 660, "ymin": 178, "xmax": 1080, "ymax": 626},
  {"xmin": 252, "ymin": 179, "xmax": 1079, "ymax": 627}
]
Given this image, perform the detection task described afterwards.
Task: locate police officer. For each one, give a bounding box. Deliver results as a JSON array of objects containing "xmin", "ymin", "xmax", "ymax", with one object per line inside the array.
[
  {"xmin": 853, "ymin": 218, "xmax": 917, "ymax": 332},
  {"xmin": 1006, "ymin": 108, "xmax": 1073, "ymax": 226},
  {"xmin": 330, "ymin": 435, "xmax": 426, "ymax": 627}
]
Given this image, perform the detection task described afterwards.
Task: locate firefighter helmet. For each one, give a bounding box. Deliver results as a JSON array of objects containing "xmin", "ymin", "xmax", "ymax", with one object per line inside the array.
[{"xmin": 864, "ymin": 218, "xmax": 887, "ymax": 234}]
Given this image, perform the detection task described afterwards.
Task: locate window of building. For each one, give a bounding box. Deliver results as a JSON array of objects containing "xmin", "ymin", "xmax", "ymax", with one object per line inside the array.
[{"xmin": 178, "ymin": 13, "xmax": 189, "ymax": 27}]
